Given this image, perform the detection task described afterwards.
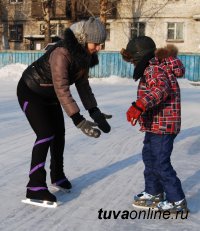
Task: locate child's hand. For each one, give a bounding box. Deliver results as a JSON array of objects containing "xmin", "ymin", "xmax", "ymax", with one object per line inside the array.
[{"xmin": 126, "ymin": 100, "xmax": 145, "ymax": 126}]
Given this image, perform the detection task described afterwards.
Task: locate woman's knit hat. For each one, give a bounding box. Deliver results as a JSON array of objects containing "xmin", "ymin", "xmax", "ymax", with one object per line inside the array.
[{"xmin": 70, "ymin": 17, "xmax": 107, "ymax": 45}]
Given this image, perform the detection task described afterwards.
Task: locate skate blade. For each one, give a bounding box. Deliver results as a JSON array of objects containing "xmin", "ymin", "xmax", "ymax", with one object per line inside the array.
[
  {"xmin": 50, "ymin": 184, "xmax": 71, "ymax": 193},
  {"xmin": 132, "ymin": 201, "xmax": 158, "ymax": 210},
  {"xmin": 21, "ymin": 199, "xmax": 57, "ymax": 208}
]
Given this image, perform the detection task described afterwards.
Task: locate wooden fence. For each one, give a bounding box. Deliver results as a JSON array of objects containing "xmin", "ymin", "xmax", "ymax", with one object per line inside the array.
[{"xmin": 0, "ymin": 51, "xmax": 199, "ymax": 81}]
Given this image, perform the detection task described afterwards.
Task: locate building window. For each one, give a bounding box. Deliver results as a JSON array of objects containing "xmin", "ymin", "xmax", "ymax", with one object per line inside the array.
[
  {"xmin": 131, "ymin": 22, "xmax": 145, "ymax": 39},
  {"xmin": 106, "ymin": 23, "xmax": 110, "ymax": 41},
  {"xmin": 40, "ymin": 24, "xmax": 45, "ymax": 35},
  {"xmin": 167, "ymin": 22, "xmax": 184, "ymax": 41},
  {"xmin": 40, "ymin": 23, "xmax": 64, "ymax": 36},
  {"xmin": 9, "ymin": 25, "xmax": 23, "ymax": 42},
  {"xmin": 10, "ymin": 0, "xmax": 23, "ymax": 3}
]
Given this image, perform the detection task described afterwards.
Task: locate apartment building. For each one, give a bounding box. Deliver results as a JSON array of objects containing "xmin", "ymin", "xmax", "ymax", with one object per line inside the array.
[
  {"xmin": 0, "ymin": 0, "xmax": 200, "ymax": 53},
  {"xmin": 107, "ymin": 0, "xmax": 200, "ymax": 53}
]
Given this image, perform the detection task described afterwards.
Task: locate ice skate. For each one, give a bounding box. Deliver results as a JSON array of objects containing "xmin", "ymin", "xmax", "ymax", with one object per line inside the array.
[
  {"xmin": 22, "ymin": 188, "xmax": 57, "ymax": 208},
  {"xmin": 51, "ymin": 178, "xmax": 72, "ymax": 193},
  {"xmin": 157, "ymin": 198, "xmax": 189, "ymax": 213},
  {"xmin": 132, "ymin": 191, "xmax": 164, "ymax": 210}
]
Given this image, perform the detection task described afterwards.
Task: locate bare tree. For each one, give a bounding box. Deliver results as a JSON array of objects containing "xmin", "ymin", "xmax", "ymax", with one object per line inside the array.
[
  {"xmin": 0, "ymin": 0, "xmax": 10, "ymax": 49},
  {"xmin": 67, "ymin": 0, "xmax": 117, "ymax": 23},
  {"xmin": 69, "ymin": 0, "xmax": 93, "ymax": 22},
  {"xmin": 42, "ymin": 0, "xmax": 53, "ymax": 45},
  {"xmin": 100, "ymin": 0, "xmax": 108, "ymax": 25},
  {"xmin": 0, "ymin": 0, "xmax": 3, "ymax": 49},
  {"xmin": 70, "ymin": 0, "xmax": 76, "ymax": 22}
]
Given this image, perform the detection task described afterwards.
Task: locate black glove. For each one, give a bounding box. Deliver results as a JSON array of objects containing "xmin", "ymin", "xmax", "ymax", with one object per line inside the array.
[
  {"xmin": 77, "ymin": 119, "xmax": 101, "ymax": 138},
  {"xmin": 89, "ymin": 107, "xmax": 112, "ymax": 133}
]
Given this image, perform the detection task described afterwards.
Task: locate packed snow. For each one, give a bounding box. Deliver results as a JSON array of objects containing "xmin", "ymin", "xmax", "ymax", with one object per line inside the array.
[{"xmin": 0, "ymin": 64, "xmax": 200, "ymax": 231}]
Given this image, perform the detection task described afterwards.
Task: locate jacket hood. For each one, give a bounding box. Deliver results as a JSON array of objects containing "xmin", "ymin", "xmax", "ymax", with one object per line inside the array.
[
  {"xmin": 150, "ymin": 45, "xmax": 185, "ymax": 77},
  {"xmin": 155, "ymin": 44, "xmax": 178, "ymax": 61}
]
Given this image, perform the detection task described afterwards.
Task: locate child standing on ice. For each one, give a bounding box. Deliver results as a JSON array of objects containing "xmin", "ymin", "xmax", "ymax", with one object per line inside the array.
[{"xmin": 121, "ymin": 37, "xmax": 188, "ymax": 212}]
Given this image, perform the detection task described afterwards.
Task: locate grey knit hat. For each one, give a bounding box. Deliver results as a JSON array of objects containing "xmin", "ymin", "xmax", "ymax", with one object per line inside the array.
[{"xmin": 70, "ymin": 17, "xmax": 107, "ymax": 45}]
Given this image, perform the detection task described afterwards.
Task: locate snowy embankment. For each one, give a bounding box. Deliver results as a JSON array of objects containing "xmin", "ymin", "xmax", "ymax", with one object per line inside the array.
[{"xmin": 0, "ymin": 64, "xmax": 200, "ymax": 231}]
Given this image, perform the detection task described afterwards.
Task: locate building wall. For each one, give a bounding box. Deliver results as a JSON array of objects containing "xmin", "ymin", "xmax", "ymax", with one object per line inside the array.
[
  {"xmin": 105, "ymin": 0, "xmax": 200, "ymax": 53},
  {"xmin": 0, "ymin": 0, "xmax": 200, "ymax": 53},
  {"xmin": 105, "ymin": 19, "xmax": 130, "ymax": 51},
  {"xmin": 0, "ymin": 0, "xmax": 69, "ymax": 50}
]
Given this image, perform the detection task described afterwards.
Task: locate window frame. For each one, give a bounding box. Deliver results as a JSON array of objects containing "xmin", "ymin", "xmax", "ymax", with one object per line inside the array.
[
  {"xmin": 130, "ymin": 22, "xmax": 146, "ymax": 39},
  {"xmin": 106, "ymin": 23, "xmax": 111, "ymax": 41},
  {"xmin": 9, "ymin": 24, "xmax": 23, "ymax": 42},
  {"xmin": 167, "ymin": 22, "xmax": 184, "ymax": 42},
  {"xmin": 39, "ymin": 23, "xmax": 64, "ymax": 36},
  {"xmin": 10, "ymin": 0, "xmax": 23, "ymax": 3}
]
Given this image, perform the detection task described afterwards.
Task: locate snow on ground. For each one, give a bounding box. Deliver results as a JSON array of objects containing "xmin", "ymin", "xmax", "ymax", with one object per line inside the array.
[{"xmin": 0, "ymin": 64, "xmax": 200, "ymax": 231}]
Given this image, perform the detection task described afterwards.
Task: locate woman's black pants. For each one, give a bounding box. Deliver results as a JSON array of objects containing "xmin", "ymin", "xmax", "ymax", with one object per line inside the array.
[{"xmin": 17, "ymin": 79, "xmax": 66, "ymax": 190}]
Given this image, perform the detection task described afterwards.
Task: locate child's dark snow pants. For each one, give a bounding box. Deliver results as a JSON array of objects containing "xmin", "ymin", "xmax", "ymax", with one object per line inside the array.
[{"xmin": 142, "ymin": 132, "xmax": 185, "ymax": 202}]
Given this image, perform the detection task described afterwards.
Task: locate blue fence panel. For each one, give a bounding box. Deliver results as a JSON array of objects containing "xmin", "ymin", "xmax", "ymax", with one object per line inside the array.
[
  {"xmin": 179, "ymin": 54, "xmax": 200, "ymax": 82},
  {"xmin": 0, "ymin": 51, "xmax": 200, "ymax": 81},
  {"xmin": 91, "ymin": 53, "xmax": 200, "ymax": 81},
  {"xmin": 90, "ymin": 52, "xmax": 133, "ymax": 78},
  {"xmin": 0, "ymin": 51, "xmax": 44, "ymax": 68}
]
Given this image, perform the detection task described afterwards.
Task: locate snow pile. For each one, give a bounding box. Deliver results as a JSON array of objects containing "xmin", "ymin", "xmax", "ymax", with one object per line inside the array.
[{"xmin": 0, "ymin": 63, "xmax": 27, "ymax": 81}]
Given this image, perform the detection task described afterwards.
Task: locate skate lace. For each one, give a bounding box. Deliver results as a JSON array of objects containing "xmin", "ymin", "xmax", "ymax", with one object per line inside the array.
[
  {"xmin": 159, "ymin": 200, "xmax": 173, "ymax": 209},
  {"xmin": 139, "ymin": 192, "xmax": 155, "ymax": 200}
]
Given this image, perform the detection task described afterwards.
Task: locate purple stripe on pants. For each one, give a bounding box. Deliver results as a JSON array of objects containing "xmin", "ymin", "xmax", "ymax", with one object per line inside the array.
[
  {"xmin": 54, "ymin": 178, "xmax": 67, "ymax": 186},
  {"xmin": 34, "ymin": 135, "xmax": 54, "ymax": 147},
  {"xmin": 29, "ymin": 162, "xmax": 45, "ymax": 175},
  {"xmin": 27, "ymin": 187, "xmax": 47, "ymax": 191},
  {"xmin": 23, "ymin": 101, "xmax": 28, "ymax": 112}
]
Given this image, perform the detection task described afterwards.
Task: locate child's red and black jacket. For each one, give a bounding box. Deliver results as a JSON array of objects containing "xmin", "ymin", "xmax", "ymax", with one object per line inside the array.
[{"xmin": 137, "ymin": 56, "xmax": 185, "ymax": 134}]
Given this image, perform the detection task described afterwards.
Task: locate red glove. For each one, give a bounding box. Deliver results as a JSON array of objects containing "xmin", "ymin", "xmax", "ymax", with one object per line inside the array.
[{"xmin": 126, "ymin": 100, "xmax": 145, "ymax": 126}]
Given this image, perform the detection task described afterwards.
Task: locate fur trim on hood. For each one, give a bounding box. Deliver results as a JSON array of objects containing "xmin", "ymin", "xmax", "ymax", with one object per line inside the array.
[
  {"xmin": 155, "ymin": 44, "xmax": 179, "ymax": 61},
  {"xmin": 152, "ymin": 44, "xmax": 185, "ymax": 78}
]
